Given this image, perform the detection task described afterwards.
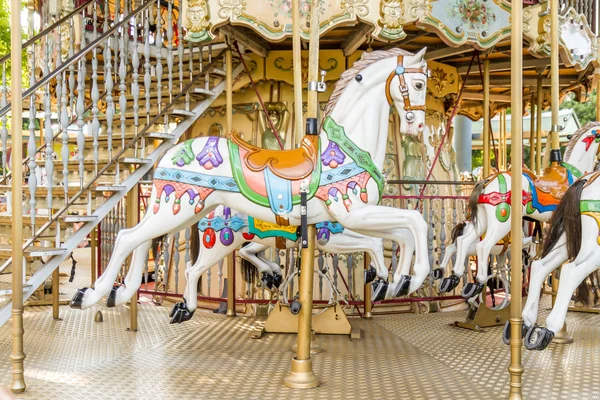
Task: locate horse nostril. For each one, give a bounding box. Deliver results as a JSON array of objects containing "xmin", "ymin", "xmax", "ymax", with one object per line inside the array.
[{"xmin": 418, "ymin": 123, "xmax": 424, "ymax": 130}]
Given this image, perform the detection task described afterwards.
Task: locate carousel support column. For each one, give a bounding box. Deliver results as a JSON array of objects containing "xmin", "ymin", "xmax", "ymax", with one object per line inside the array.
[
  {"xmin": 453, "ymin": 115, "xmax": 472, "ymax": 173},
  {"xmin": 529, "ymin": 97, "xmax": 536, "ymax": 171},
  {"xmin": 52, "ymin": 267, "xmax": 60, "ymax": 320},
  {"xmin": 596, "ymin": 77, "xmax": 600, "ymax": 120},
  {"xmin": 508, "ymin": 0, "xmax": 524, "ymax": 397},
  {"xmin": 90, "ymin": 227, "xmax": 97, "ymax": 285},
  {"xmin": 127, "ymin": 185, "xmax": 139, "ymax": 332},
  {"xmin": 549, "ymin": 0, "xmax": 572, "ymax": 344},
  {"xmin": 283, "ymin": 0, "xmax": 320, "ymax": 389},
  {"xmin": 10, "ymin": 0, "xmax": 26, "ymax": 391},
  {"xmin": 500, "ymin": 110, "xmax": 507, "ymax": 170},
  {"xmin": 292, "ymin": 0, "xmax": 303, "ymax": 149},
  {"xmin": 483, "ymin": 59, "xmax": 490, "ymax": 177},
  {"xmin": 536, "ymin": 77, "xmax": 543, "ymax": 175},
  {"xmin": 364, "ymin": 252, "xmax": 372, "ymax": 319},
  {"xmin": 226, "ymin": 40, "xmax": 236, "ymax": 318}
]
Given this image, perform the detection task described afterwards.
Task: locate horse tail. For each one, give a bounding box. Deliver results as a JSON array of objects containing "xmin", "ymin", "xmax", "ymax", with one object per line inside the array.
[
  {"xmin": 542, "ymin": 179, "xmax": 585, "ymax": 259},
  {"xmin": 190, "ymin": 224, "xmax": 200, "ymax": 265},
  {"xmin": 467, "ymin": 180, "xmax": 486, "ymax": 226},
  {"xmin": 451, "ymin": 221, "xmax": 467, "ymax": 244},
  {"xmin": 540, "ymin": 179, "xmax": 588, "ymax": 304},
  {"xmin": 151, "ymin": 234, "xmax": 168, "ymax": 262}
]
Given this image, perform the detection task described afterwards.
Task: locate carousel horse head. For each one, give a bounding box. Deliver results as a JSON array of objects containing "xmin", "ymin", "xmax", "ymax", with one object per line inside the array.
[
  {"xmin": 383, "ymin": 47, "xmax": 428, "ymax": 135},
  {"xmin": 563, "ymin": 122, "xmax": 600, "ymax": 170},
  {"xmin": 326, "ymin": 47, "xmax": 428, "ymax": 137}
]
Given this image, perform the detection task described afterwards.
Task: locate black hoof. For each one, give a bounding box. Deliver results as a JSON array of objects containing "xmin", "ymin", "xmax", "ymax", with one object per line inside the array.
[
  {"xmin": 524, "ymin": 326, "xmax": 554, "ymax": 351},
  {"xmin": 371, "ymin": 280, "xmax": 388, "ymax": 302},
  {"xmin": 462, "ymin": 282, "xmax": 484, "ymax": 298},
  {"xmin": 106, "ymin": 285, "xmax": 119, "ymax": 308},
  {"xmin": 169, "ymin": 302, "xmax": 194, "ymax": 324},
  {"xmin": 272, "ymin": 272, "xmax": 283, "ymax": 289},
  {"xmin": 431, "ymin": 268, "xmax": 444, "ymax": 281},
  {"xmin": 364, "ymin": 267, "xmax": 377, "ymax": 284},
  {"xmin": 502, "ymin": 321, "xmax": 528, "ymax": 345},
  {"xmin": 393, "ymin": 275, "xmax": 411, "ymax": 297},
  {"xmin": 290, "ymin": 300, "xmax": 302, "ymax": 315},
  {"xmin": 439, "ymin": 275, "xmax": 460, "ymax": 293},
  {"xmin": 261, "ymin": 272, "xmax": 274, "ymax": 289},
  {"xmin": 70, "ymin": 287, "xmax": 88, "ymax": 309}
]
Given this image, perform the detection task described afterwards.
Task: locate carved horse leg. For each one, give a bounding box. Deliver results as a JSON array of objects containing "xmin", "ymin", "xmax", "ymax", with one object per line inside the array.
[
  {"xmin": 107, "ymin": 239, "xmax": 153, "ymax": 307},
  {"xmin": 526, "ymin": 217, "xmax": 600, "ymax": 350},
  {"xmin": 239, "ymin": 242, "xmax": 284, "ymax": 289},
  {"xmin": 71, "ymin": 189, "xmax": 216, "ymax": 310},
  {"xmin": 328, "ymin": 203, "xmax": 429, "ymax": 300},
  {"xmin": 387, "ymin": 230, "xmax": 415, "ymax": 298},
  {"xmin": 512, "ymin": 234, "xmax": 568, "ymax": 341},
  {"xmin": 439, "ymin": 223, "xmax": 480, "ymax": 293}
]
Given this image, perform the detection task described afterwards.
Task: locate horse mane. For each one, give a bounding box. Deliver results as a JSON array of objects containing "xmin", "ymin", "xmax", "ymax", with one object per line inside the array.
[
  {"xmin": 322, "ymin": 47, "xmax": 414, "ymax": 120},
  {"xmin": 564, "ymin": 121, "xmax": 600, "ymax": 161}
]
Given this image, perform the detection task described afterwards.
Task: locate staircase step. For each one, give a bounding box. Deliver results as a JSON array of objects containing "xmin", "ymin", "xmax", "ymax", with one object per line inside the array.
[
  {"xmin": 209, "ymin": 68, "xmax": 227, "ymax": 76},
  {"xmin": 64, "ymin": 215, "xmax": 97, "ymax": 223},
  {"xmin": 0, "ymin": 282, "xmax": 34, "ymax": 297},
  {"xmin": 146, "ymin": 131, "xmax": 176, "ymax": 140},
  {"xmin": 170, "ymin": 109, "xmax": 196, "ymax": 118},
  {"xmin": 191, "ymin": 88, "xmax": 216, "ymax": 97},
  {"xmin": 121, "ymin": 157, "xmax": 152, "ymax": 165},
  {"xmin": 0, "ymin": 244, "xmax": 68, "ymax": 258},
  {"xmin": 95, "ymin": 185, "xmax": 127, "ymax": 192}
]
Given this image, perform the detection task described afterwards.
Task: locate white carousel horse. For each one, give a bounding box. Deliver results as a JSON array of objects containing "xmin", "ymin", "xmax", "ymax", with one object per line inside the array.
[
  {"xmin": 434, "ymin": 220, "xmax": 535, "ymax": 291},
  {"xmin": 514, "ymin": 168, "xmax": 600, "ymax": 350},
  {"xmin": 70, "ymin": 47, "xmax": 431, "ymax": 311},
  {"xmin": 169, "ymin": 205, "xmax": 393, "ymax": 323},
  {"xmin": 440, "ymin": 123, "xmax": 600, "ymax": 298}
]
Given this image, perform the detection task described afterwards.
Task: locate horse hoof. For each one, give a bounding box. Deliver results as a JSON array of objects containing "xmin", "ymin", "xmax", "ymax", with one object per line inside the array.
[
  {"xmin": 261, "ymin": 272, "xmax": 274, "ymax": 290},
  {"xmin": 290, "ymin": 300, "xmax": 302, "ymax": 315},
  {"xmin": 364, "ymin": 267, "xmax": 377, "ymax": 284},
  {"xmin": 106, "ymin": 285, "xmax": 119, "ymax": 308},
  {"xmin": 371, "ymin": 280, "xmax": 388, "ymax": 303},
  {"xmin": 462, "ymin": 282, "xmax": 484, "ymax": 298},
  {"xmin": 439, "ymin": 275, "xmax": 460, "ymax": 293},
  {"xmin": 431, "ymin": 268, "xmax": 444, "ymax": 281},
  {"xmin": 70, "ymin": 287, "xmax": 88, "ymax": 309},
  {"xmin": 524, "ymin": 326, "xmax": 554, "ymax": 351},
  {"xmin": 393, "ymin": 275, "xmax": 411, "ymax": 297},
  {"xmin": 272, "ymin": 272, "xmax": 283, "ymax": 289},
  {"xmin": 502, "ymin": 321, "xmax": 511, "ymax": 345},
  {"xmin": 170, "ymin": 302, "xmax": 194, "ymax": 324}
]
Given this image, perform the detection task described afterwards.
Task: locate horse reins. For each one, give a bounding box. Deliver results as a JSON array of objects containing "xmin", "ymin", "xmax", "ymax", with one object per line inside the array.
[{"xmin": 385, "ymin": 55, "xmax": 428, "ymax": 123}]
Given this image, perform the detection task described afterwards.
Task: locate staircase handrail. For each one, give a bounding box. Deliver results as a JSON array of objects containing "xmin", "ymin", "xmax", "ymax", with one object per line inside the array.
[
  {"xmin": 0, "ymin": 0, "xmax": 155, "ymax": 121},
  {"xmin": 0, "ymin": 47, "xmax": 229, "ymax": 275},
  {"xmin": 0, "ymin": 0, "xmax": 98, "ymax": 65}
]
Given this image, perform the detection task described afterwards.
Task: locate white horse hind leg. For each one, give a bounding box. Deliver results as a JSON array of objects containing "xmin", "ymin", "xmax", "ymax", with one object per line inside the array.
[
  {"xmin": 439, "ymin": 227, "xmax": 478, "ymax": 293},
  {"xmin": 108, "ymin": 239, "xmax": 153, "ymax": 307},
  {"xmin": 329, "ymin": 204, "xmax": 429, "ymax": 298},
  {"xmin": 521, "ymin": 234, "xmax": 567, "ymax": 329},
  {"xmin": 70, "ymin": 197, "xmax": 212, "ymax": 310},
  {"xmin": 387, "ymin": 230, "xmax": 414, "ymax": 298},
  {"xmin": 239, "ymin": 242, "xmax": 282, "ymax": 289}
]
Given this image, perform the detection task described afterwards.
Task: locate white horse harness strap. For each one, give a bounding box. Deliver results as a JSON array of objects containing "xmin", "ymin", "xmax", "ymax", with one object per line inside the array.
[{"xmin": 385, "ymin": 55, "xmax": 428, "ymax": 111}]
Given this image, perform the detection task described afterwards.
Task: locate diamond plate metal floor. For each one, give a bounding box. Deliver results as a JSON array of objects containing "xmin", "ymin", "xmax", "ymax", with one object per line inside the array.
[{"xmin": 0, "ymin": 249, "xmax": 597, "ymax": 399}]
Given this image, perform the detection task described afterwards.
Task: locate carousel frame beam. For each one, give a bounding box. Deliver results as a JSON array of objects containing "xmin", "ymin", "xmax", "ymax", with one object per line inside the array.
[
  {"xmin": 475, "ymin": 77, "xmax": 576, "ymax": 86},
  {"xmin": 424, "ymin": 45, "xmax": 473, "ymax": 61},
  {"xmin": 461, "ymin": 91, "xmax": 511, "ymax": 102},
  {"xmin": 219, "ymin": 25, "xmax": 270, "ymax": 58},
  {"xmin": 457, "ymin": 58, "xmax": 549, "ymax": 74},
  {"xmin": 342, "ymin": 24, "xmax": 373, "ymax": 56}
]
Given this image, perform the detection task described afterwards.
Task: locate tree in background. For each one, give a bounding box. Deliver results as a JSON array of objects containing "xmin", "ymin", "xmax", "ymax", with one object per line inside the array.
[{"xmin": 560, "ymin": 90, "xmax": 596, "ymax": 125}]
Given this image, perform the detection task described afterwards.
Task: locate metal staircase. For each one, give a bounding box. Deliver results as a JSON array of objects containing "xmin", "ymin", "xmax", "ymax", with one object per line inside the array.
[{"xmin": 0, "ymin": 0, "xmax": 243, "ymax": 326}]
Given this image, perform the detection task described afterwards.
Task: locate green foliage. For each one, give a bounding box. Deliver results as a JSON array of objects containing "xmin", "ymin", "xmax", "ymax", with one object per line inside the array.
[
  {"xmin": 0, "ymin": 0, "xmax": 29, "ymax": 87},
  {"xmin": 560, "ymin": 90, "xmax": 597, "ymax": 125}
]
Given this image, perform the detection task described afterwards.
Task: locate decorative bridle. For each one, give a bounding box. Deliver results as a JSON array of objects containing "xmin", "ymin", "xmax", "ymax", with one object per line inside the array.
[{"xmin": 384, "ymin": 55, "xmax": 428, "ymax": 122}]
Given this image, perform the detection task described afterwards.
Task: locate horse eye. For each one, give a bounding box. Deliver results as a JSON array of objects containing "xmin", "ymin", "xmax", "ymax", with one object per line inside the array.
[{"xmin": 415, "ymin": 82, "xmax": 424, "ymax": 90}]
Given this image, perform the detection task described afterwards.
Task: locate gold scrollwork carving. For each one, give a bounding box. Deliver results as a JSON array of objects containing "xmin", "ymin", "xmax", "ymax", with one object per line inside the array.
[
  {"xmin": 274, "ymin": 56, "xmax": 338, "ymax": 83},
  {"xmin": 342, "ymin": 0, "xmax": 370, "ymax": 18},
  {"xmin": 218, "ymin": 0, "xmax": 246, "ymax": 19},
  {"xmin": 429, "ymin": 68, "xmax": 456, "ymax": 95}
]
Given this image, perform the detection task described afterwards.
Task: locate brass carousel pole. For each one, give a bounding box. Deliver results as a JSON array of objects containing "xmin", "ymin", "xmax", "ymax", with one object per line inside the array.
[
  {"xmin": 292, "ymin": 0, "xmax": 303, "ymax": 149},
  {"xmin": 283, "ymin": 0, "xmax": 320, "ymax": 389},
  {"xmin": 596, "ymin": 78, "xmax": 600, "ymax": 120},
  {"xmin": 550, "ymin": 0, "xmax": 573, "ymax": 344},
  {"xmin": 536, "ymin": 77, "xmax": 543, "ymax": 175},
  {"xmin": 483, "ymin": 59, "xmax": 490, "ymax": 177},
  {"xmin": 10, "ymin": 0, "xmax": 26, "ymax": 391},
  {"xmin": 508, "ymin": 0, "xmax": 524, "ymax": 396},
  {"xmin": 226, "ymin": 39, "xmax": 236, "ymax": 318},
  {"xmin": 127, "ymin": 185, "xmax": 139, "ymax": 331},
  {"xmin": 529, "ymin": 97, "xmax": 535, "ymax": 171},
  {"xmin": 500, "ymin": 109, "xmax": 506, "ymax": 170}
]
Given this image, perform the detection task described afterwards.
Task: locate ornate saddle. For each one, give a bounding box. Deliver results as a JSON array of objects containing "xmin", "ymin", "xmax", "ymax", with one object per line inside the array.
[
  {"xmin": 524, "ymin": 163, "xmax": 571, "ymax": 200},
  {"xmin": 230, "ymin": 132, "xmax": 319, "ymax": 181}
]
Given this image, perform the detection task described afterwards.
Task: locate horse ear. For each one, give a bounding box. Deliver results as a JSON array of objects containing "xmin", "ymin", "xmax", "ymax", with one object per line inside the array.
[{"xmin": 414, "ymin": 47, "xmax": 427, "ymax": 61}]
